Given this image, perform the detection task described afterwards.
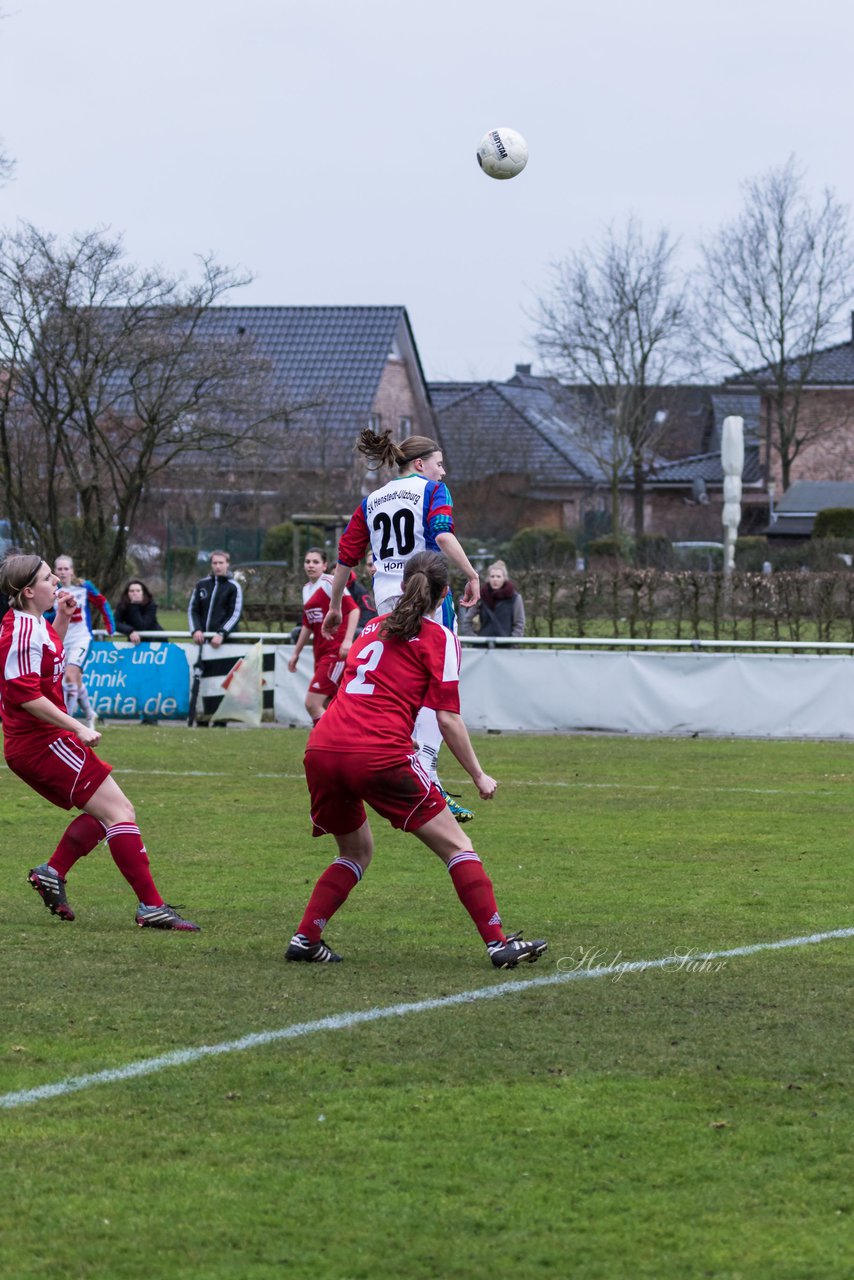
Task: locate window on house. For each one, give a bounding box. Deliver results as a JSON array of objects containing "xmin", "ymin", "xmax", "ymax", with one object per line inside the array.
[
  {"xmin": 399, "ymin": 416, "xmax": 412, "ymax": 439},
  {"xmin": 368, "ymin": 414, "xmax": 381, "ymax": 434}
]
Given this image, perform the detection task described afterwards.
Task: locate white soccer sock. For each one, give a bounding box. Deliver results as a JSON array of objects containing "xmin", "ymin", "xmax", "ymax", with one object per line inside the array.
[
  {"xmin": 413, "ymin": 706, "xmax": 442, "ymax": 783},
  {"xmin": 63, "ymin": 682, "xmax": 79, "ymax": 716}
]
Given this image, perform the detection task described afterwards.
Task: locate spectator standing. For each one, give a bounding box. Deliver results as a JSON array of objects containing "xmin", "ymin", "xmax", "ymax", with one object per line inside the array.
[
  {"xmin": 188, "ymin": 550, "xmax": 243, "ymax": 648},
  {"xmin": 115, "ymin": 579, "xmax": 164, "ymax": 645},
  {"xmin": 460, "ymin": 560, "xmax": 525, "ymax": 638}
]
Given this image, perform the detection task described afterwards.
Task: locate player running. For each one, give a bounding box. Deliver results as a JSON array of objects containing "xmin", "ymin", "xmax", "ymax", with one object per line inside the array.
[
  {"xmin": 286, "ymin": 551, "xmax": 547, "ymax": 969},
  {"xmin": 289, "ymin": 549, "xmax": 359, "ymax": 724},
  {"xmin": 0, "ymin": 554, "xmax": 199, "ymax": 931},
  {"xmin": 321, "ymin": 428, "xmax": 481, "ymax": 821},
  {"xmin": 50, "ymin": 554, "xmax": 115, "ymax": 729}
]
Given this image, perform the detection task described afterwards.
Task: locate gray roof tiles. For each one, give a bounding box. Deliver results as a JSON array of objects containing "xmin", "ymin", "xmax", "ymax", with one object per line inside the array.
[
  {"xmin": 432, "ymin": 371, "xmax": 763, "ymax": 490},
  {"xmin": 775, "ymin": 480, "xmax": 854, "ymax": 513},
  {"xmin": 196, "ymin": 305, "xmax": 414, "ymax": 422}
]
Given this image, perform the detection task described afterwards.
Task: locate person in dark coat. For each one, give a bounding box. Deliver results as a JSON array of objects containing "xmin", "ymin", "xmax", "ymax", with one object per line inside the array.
[
  {"xmin": 460, "ymin": 560, "xmax": 525, "ymax": 638},
  {"xmin": 188, "ymin": 551, "xmax": 243, "ymax": 648},
  {"xmin": 114, "ymin": 580, "xmax": 164, "ymax": 644}
]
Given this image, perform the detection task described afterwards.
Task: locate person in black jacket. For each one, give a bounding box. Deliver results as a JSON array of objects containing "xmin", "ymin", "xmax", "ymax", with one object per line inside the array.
[
  {"xmin": 459, "ymin": 560, "xmax": 526, "ymax": 638},
  {"xmin": 114, "ymin": 579, "xmax": 164, "ymax": 644},
  {"xmin": 187, "ymin": 550, "xmax": 243, "ymax": 648}
]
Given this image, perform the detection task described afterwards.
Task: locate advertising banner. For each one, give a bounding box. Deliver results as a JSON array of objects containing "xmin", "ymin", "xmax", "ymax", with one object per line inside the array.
[{"xmin": 84, "ymin": 641, "xmax": 190, "ymax": 720}]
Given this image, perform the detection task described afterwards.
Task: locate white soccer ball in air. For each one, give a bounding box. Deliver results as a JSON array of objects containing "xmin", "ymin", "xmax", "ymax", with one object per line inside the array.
[{"xmin": 476, "ymin": 127, "xmax": 529, "ymax": 180}]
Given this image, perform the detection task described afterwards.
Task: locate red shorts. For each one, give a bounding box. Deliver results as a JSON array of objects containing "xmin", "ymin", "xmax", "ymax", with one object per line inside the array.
[
  {"xmin": 5, "ymin": 732, "xmax": 112, "ymax": 811},
  {"xmin": 309, "ymin": 654, "xmax": 347, "ymax": 699},
  {"xmin": 304, "ymin": 748, "xmax": 446, "ymax": 836}
]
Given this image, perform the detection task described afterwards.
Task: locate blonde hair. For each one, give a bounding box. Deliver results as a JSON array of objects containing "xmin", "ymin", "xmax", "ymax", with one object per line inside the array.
[
  {"xmin": 1, "ymin": 554, "xmax": 45, "ymax": 609},
  {"xmin": 356, "ymin": 427, "xmax": 440, "ymax": 472},
  {"xmin": 54, "ymin": 554, "xmax": 81, "ymax": 585},
  {"xmin": 487, "ymin": 560, "xmax": 508, "ymax": 577}
]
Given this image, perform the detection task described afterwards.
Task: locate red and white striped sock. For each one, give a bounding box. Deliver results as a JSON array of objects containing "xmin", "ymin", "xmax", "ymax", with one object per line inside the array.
[
  {"xmin": 297, "ymin": 858, "xmax": 362, "ymax": 943},
  {"xmin": 447, "ymin": 851, "xmax": 505, "ymax": 945},
  {"xmin": 104, "ymin": 823, "xmax": 163, "ymax": 906},
  {"xmin": 49, "ymin": 813, "xmax": 107, "ymax": 879}
]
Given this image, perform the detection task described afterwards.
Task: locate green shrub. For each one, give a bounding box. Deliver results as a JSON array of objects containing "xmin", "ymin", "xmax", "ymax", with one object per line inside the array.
[
  {"xmin": 768, "ymin": 538, "xmax": 852, "ymax": 572},
  {"xmin": 735, "ymin": 537, "xmax": 769, "ymax": 572},
  {"xmin": 588, "ymin": 535, "xmax": 624, "ymax": 561},
  {"xmin": 507, "ymin": 526, "xmax": 576, "ymax": 569},
  {"xmin": 262, "ymin": 522, "xmax": 295, "ymax": 561},
  {"xmin": 634, "ymin": 534, "xmax": 673, "ymax": 569},
  {"xmin": 165, "ymin": 546, "xmax": 199, "ymax": 577},
  {"xmin": 813, "ymin": 507, "xmax": 854, "ymax": 539}
]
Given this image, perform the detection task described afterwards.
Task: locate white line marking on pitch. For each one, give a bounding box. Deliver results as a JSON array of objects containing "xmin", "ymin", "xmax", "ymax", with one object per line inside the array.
[
  {"xmin": 110, "ymin": 768, "xmax": 846, "ymax": 798},
  {"xmin": 2, "ymin": 927, "xmax": 851, "ymax": 1112}
]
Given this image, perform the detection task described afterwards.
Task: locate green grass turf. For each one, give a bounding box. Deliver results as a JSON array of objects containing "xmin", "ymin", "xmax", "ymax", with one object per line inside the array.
[{"xmin": 1, "ymin": 729, "xmax": 851, "ymax": 1279}]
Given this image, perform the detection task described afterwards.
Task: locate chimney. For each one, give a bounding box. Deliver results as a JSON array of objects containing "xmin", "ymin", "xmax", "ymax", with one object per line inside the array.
[{"xmin": 515, "ymin": 363, "xmax": 532, "ymax": 376}]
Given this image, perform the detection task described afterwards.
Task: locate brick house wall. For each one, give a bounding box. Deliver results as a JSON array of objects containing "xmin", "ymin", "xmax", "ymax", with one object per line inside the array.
[
  {"xmin": 764, "ymin": 388, "xmax": 854, "ymax": 490},
  {"xmin": 370, "ymin": 356, "xmax": 436, "ymax": 441}
]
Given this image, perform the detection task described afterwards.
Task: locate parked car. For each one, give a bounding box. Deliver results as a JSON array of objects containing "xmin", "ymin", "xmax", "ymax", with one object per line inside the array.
[{"xmin": 673, "ymin": 541, "xmax": 725, "ymax": 571}]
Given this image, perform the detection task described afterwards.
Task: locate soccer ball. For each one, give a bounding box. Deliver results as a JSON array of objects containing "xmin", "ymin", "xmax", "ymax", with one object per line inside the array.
[{"xmin": 476, "ymin": 127, "xmax": 528, "ymax": 180}]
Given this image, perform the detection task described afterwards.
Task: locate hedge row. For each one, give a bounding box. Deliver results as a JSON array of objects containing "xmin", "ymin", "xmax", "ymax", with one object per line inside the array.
[{"xmin": 511, "ymin": 567, "xmax": 854, "ymax": 642}]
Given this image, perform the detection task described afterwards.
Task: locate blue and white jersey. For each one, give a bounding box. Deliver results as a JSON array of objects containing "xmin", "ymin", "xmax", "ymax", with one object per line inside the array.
[{"xmin": 337, "ymin": 475, "xmax": 455, "ymax": 613}]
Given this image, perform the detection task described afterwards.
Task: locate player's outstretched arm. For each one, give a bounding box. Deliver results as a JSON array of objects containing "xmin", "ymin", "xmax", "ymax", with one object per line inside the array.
[
  {"xmin": 436, "ymin": 709, "xmax": 497, "ymax": 800},
  {"xmin": 435, "ymin": 532, "xmax": 480, "ymax": 607}
]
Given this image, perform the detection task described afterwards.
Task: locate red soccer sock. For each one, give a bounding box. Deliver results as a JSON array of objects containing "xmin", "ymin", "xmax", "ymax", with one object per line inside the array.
[
  {"xmin": 49, "ymin": 814, "xmax": 107, "ymax": 878},
  {"xmin": 297, "ymin": 858, "xmax": 362, "ymax": 943},
  {"xmin": 447, "ymin": 852, "xmax": 505, "ymax": 945},
  {"xmin": 104, "ymin": 823, "xmax": 163, "ymax": 906}
]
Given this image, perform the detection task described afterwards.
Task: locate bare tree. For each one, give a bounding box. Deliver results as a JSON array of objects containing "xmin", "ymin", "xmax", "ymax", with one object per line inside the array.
[
  {"xmin": 533, "ymin": 218, "xmax": 689, "ymax": 536},
  {"xmin": 697, "ymin": 157, "xmax": 854, "ymax": 491},
  {"xmin": 0, "ymin": 224, "xmax": 298, "ymax": 590}
]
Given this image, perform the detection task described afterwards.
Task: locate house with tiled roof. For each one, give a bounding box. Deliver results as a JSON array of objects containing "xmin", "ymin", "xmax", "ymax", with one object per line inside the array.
[
  {"xmin": 432, "ymin": 365, "xmax": 766, "ymax": 541},
  {"xmin": 726, "ymin": 315, "xmax": 854, "ymax": 493},
  {"xmin": 141, "ymin": 305, "xmax": 435, "ymax": 529},
  {"xmin": 765, "ymin": 480, "xmax": 854, "ymax": 539}
]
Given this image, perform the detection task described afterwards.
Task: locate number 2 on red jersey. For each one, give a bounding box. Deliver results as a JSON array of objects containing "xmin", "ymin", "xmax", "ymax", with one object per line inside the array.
[{"xmin": 345, "ymin": 640, "xmax": 384, "ymax": 695}]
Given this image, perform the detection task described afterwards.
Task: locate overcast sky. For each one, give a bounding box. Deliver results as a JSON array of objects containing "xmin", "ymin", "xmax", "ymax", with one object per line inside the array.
[{"xmin": 2, "ymin": 0, "xmax": 853, "ymax": 382}]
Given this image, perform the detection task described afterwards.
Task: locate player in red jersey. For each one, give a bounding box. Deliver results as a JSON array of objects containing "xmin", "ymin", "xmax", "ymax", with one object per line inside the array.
[
  {"xmin": 0, "ymin": 553, "xmax": 199, "ymax": 931},
  {"xmin": 285, "ymin": 551, "xmax": 547, "ymax": 969},
  {"xmin": 321, "ymin": 428, "xmax": 482, "ymax": 822},
  {"xmin": 288, "ymin": 559, "xmax": 359, "ymax": 723}
]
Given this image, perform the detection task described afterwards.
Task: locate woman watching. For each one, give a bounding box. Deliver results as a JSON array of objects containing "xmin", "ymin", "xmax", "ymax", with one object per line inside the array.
[{"xmin": 114, "ymin": 579, "xmax": 164, "ymax": 645}]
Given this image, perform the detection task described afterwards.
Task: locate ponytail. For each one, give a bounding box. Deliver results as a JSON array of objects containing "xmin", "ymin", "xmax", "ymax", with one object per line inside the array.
[
  {"xmin": 357, "ymin": 427, "xmax": 440, "ymax": 472},
  {"xmin": 381, "ymin": 551, "xmax": 449, "ymax": 642}
]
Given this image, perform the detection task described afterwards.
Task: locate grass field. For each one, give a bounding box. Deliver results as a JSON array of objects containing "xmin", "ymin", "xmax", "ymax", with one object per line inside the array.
[{"xmin": 0, "ymin": 728, "xmax": 851, "ymax": 1279}]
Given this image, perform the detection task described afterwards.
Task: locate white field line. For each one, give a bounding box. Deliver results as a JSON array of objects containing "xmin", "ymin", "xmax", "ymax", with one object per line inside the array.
[
  {"xmin": 2, "ymin": 927, "xmax": 851, "ymax": 1112},
  {"xmin": 108, "ymin": 768, "xmax": 847, "ymax": 798}
]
